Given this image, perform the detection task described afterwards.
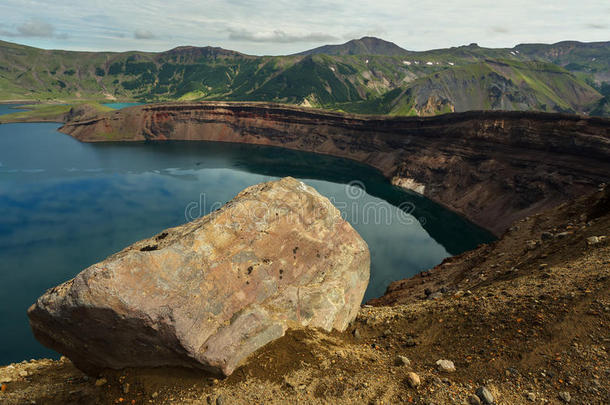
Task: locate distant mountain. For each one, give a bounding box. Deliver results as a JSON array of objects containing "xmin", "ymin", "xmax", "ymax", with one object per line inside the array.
[
  {"xmin": 297, "ymin": 37, "xmax": 409, "ymax": 56},
  {"xmin": 511, "ymin": 41, "xmax": 610, "ymax": 84},
  {"xmin": 369, "ymin": 59, "xmax": 601, "ymax": 116},
  {"xmin": 162, "ymin": 45, "xmax": 250, "ymax": 61},
  {"xmin": 0, "ymin": 38, "xmax": 608, "ymax": 117}
]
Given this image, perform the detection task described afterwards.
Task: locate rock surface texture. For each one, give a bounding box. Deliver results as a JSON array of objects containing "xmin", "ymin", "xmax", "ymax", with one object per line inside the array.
[
  {"xmin": 27, "ymin": 177, "xmax": 370, "ymax": 376},
  {"xmin": 60, "ymin": 102, "xmax": 610, "ymax": 235}
]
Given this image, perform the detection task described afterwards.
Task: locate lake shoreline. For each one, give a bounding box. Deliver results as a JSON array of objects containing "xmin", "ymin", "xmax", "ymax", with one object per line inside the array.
[
  {"xmin": 4, "ymin": 101, "xmax": 609, "ymax": 236},
  {"xmin": 59, "ymin": 101, "xmax": 610, "ymax": 236},
  {"xmin": 1, "ymin": 103, "xmax": 609, "ymax": 404},
  {"xmin": 0, "ymin": 121, "xmax": 492, "ymax": 366}
]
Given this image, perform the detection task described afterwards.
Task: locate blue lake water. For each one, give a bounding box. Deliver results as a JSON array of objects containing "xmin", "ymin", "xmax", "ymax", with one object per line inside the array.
[
  {"xmin": 102, "ymin": 102, "xmax": 144, "ymax": 110},
  {"xmin": 0, "ymin": 105, "xmax": 494, "ymax": 365},
  {"xmin": 0, "ymin": 104, "xmax": 20, "ymax": 115}
]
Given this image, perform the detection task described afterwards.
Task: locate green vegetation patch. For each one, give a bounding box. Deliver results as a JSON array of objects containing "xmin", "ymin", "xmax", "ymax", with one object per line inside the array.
[{"xmin": 0, "ymin": 102, "xmax": 112, "ymax": 123}]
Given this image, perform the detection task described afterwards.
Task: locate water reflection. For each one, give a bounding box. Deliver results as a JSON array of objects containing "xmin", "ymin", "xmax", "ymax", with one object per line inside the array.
[{"xmin": 0, "ymin": 121, "xmax": 493, "ymax": 365}]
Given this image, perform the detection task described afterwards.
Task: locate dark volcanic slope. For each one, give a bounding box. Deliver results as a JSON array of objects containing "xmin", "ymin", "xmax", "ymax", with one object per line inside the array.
[
  {"xmin": 296, "ymin": 36, "xmax": 409, "ymax": 56},
  {"xmin": 60, "ymin": 102, "xmax": 610, "ymax": 235}
]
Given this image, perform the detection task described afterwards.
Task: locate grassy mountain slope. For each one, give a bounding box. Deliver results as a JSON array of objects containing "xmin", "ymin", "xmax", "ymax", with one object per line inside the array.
[
  {"xmin": 0, "ymin": 38, "xmax": 607, "ymax": 116},
  {"xmin": 514, "ymin": 41, "xmax": 610, "ymax": 83},
  {"xmin": 374, "ymin": 59, "xmax": 602, "ymax": 116}
]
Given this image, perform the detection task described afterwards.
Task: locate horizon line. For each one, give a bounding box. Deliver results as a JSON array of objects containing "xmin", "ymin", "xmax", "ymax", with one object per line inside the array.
[{"xmin": 1, "ymin": 36, "xmax": 608, "ymax": 57}]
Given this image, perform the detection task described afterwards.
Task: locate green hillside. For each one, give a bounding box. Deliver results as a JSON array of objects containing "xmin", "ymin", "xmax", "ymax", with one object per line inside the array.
[
  {"xmin": 0, "ymin": 37, "xmax": 607, "ymax": 116},
  {"xmin": 371, "ymin": 59, "xmax": 602, "ymax": 116}
]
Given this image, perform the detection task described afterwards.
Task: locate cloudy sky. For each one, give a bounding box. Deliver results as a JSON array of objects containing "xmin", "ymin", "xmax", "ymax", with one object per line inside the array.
[{"xmin": 0, "ymin": 0, "xmax": 608, "ymax": 55}]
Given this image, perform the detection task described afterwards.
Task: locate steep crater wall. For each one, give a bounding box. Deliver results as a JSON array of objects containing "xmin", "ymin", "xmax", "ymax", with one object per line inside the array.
[{"xmin": 60, "ymin": 102, "xmax": 610, "ymax": 235}]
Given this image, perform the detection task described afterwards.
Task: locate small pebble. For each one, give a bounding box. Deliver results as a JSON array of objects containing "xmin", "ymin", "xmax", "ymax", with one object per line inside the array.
[
  {"xmin": 559, "ymin": 392, "xmax": 571, "ymax": 403},
  {"xmin": 468, "ymin": 395, "xmax": 481, "ymax": 405},
  {"xmin": 435, "ymin": 359, "xmax": 455, "ymax": 372},
  {"xmin": 395, "ymin": 355, "xmax": 411, "ymax": 367},
  {"xmin": 406, "ymin": 372, "xmax": 420, "ymax": 388},
  {"xmin": 427, "ymin": 292, "xmax": 442, "ymax": 300},
  {"xmin": 476, "ymin": 386, "xmax": 494, "ymax": 404},
  {"xmin": 94, "ymin": 378, "xmax": 107, "ymax": 387}
]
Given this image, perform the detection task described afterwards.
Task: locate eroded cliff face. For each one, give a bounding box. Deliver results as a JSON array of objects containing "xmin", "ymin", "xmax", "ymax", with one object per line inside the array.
[{"xmin": 60, "ymin": 102, "xmax": 610, "ymax": 235}]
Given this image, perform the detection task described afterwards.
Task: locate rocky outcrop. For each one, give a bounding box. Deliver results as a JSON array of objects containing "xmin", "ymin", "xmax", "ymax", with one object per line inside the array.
[
  {"xmin": 27, "ymin": 177, "xmax": 370, "ymax": 376},
  {"xmin": 60, "ymin": 102, "xmax": 610, "ymax": 235}
]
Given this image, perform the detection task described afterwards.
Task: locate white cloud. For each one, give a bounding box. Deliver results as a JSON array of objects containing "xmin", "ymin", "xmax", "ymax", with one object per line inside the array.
[
  {"xmin": 18, "ymin": 20, "xmax": 55, "ymax": 37},
  {"xmin": 228, "ymin": 28, "xmax": 337, "ymax": 43},
  {"xmin": 0, "ymin": 1, "xmax": 608, "ymax": 54},
  {"xmin": 0, "ymin": 19, "xmax": 66, "ymax": 38}
]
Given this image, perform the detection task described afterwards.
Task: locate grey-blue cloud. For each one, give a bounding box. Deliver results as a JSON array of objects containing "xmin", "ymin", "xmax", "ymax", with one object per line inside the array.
[
  {"xmin": 228, "ymin": 28, "xmax": 337, "ymax": 43},
  {"xmin": 18, "ymin": 20, "xmax": 54, "ymax": 37},
  {"xmin": 134, "ymin": 29, "xmax": 156, "ymax": 39},
  {"xmin": 1, "ymin": 19, "xmax": 67, "ymax": 38},
  {"xmin": 586, "ymin": 23, "xmax": 608, "ymax": 29}
]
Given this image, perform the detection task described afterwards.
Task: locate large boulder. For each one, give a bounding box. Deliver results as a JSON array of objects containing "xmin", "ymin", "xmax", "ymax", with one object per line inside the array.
[{"xmin": 28, "ymin": 177, "xmax": 370, "ymax": 376}]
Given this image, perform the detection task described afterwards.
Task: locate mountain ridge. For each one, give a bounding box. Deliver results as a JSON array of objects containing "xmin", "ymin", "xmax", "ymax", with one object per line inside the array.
[
  {"xmin": 0, "ymin": 37, "xmax": 608, "ymax": 116},
  {"xmin": 296, "ymin": 36, "xmax": 410, "ymax": 56}
]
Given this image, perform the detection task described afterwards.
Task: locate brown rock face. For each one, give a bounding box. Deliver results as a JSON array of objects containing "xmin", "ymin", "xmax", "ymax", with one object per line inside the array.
[
  {"xmin": 27, "ymin": 177, "xmax": 370, "ymax": 376},
  {"xmin": 60, "ymin": 102, "xmax": 610, "ymax": 235}
]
